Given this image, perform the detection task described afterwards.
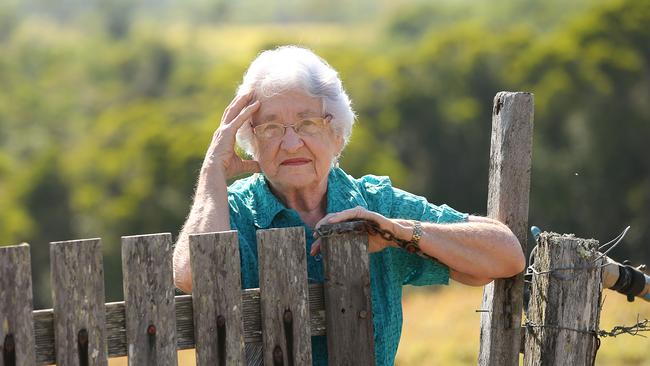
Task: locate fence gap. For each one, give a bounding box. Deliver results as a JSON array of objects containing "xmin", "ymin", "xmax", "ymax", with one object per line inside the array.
[
  {"xmin": 189, "ymin": 231, "xmax": 245, "ymax": 365},
  {"xmin": 523, "ymin": 233, "xmax": 602, "ymax": 366},
  {"xmin": 321, "ymin": 221, "xmax": 376, "ymax": 365},
  {"xmin": 50, "ymin": 238, "xmax": 108, "ymax": 366},
  {"xmin": 257, "ymin": 227, "xmax": 312, "ymax": 366},
  {"xmin": 0, "ymin": 244, "xmax": 36, "ymax": 366},
  {"xmin": 121, "ymin": 233, "xmax": 177, "ymax": 365},
  {"xmin": 479, "ymin": 91, "xmax": 534, "ymax": 366}
]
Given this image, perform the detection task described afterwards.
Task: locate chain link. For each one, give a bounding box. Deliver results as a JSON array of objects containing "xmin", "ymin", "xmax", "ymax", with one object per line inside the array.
[{"xmin": 315, "ymin": 220, "xmax": 440, "ymax": 263}]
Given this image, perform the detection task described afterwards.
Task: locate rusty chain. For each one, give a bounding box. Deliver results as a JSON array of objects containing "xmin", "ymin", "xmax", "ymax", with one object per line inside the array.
[{"xmin": 315, "ymin": 220, "xmax": 440, "ymax": 263}]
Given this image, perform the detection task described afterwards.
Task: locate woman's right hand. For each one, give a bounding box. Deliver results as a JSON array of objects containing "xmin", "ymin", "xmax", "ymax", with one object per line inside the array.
[{"xmin": 202, "ymin": 91, "xmax": 261, "ymax": 180}]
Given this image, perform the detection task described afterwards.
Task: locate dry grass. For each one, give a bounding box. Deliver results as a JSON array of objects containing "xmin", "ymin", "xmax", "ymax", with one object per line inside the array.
[
  {"xmin": 109, "ymin": 283, "xmax": 649, "ymax": 365},
  {"xmin": 396, "ymin": 284, "xmax": 650, "ymax": 366}
]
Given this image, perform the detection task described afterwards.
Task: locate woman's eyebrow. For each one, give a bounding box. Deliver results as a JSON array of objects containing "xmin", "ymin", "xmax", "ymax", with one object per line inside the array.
[
  {"xmin": 297, "ymin": 110, "xmax": 318, "ymax": 117},
  {"xmin": 261, "ymin": 110, "xmax": 319, "ymax": 121},
  {"xmin": 261, "ymin": 114, "xmax": 278, "ymax": 122}
]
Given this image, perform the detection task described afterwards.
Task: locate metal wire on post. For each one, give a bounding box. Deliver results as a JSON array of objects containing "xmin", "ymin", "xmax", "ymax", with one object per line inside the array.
[{"xmin": 522, "ymin": 226, "xmax": 649, "ymax": 366}]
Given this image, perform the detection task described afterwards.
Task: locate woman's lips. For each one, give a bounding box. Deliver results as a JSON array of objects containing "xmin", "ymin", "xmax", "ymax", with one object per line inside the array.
[{"xmin": 281, "ymin": 158, "xmax": 311, "ymax": 166}]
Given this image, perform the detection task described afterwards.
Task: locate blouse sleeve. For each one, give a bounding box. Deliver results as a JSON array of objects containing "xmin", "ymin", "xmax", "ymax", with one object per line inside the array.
[{"xmin": 360, "ymin": 175, "xmax": 468, "ymax": 287}]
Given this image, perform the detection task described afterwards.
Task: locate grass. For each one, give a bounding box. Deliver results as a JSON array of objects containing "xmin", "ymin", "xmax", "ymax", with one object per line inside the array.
[
  {"xmin": 108, "ymin": 283, "xmax": 650, "ymax": 365},
  {"xmin": 396, "ymin": 284, "xmax": 650, "ymax": 366}
]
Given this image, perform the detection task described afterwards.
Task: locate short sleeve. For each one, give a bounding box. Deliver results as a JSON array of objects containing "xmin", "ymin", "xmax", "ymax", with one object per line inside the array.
[{"xmin": 385, "ymin": 187, "xmax": 469, "ymax": 287}]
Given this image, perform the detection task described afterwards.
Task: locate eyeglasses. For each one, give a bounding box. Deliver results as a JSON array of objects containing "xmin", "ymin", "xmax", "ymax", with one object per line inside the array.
[{"xmin": 251, "ymin": 115, "xmax": 332, "ymax": 140}]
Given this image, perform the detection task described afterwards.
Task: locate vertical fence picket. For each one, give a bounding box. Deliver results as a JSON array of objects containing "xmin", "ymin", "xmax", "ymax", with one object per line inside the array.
[
  {"xmin": 320, "ymin": 221, "xmax": 375, "ymax": 366},
  {"xmin": 257, "ymin": 227, "xmax": 312, "ymax": 366},
  {"xmin": 121, "ymin": 233, "xmax": 177, "ymax": 366},
  {"xmin": 189, "ymin": 231, "xmax": 245, "ymax": 365},
  {"xmin": 0, "ymin": 244, "xmax": 36, "ymax": 366},
  {"xmin": 50, "ymin": 238, "xmax": 108, "ymax": 366}
]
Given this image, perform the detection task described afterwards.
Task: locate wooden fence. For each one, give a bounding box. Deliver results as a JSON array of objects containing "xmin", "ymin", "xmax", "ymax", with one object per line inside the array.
[
  {"xmin": 0, "ymin": 91, "xmax": 536, "ymax": 366},
  {"xmin": 0, "ymin": 225, "xmax": 375, "ymax": 365},
  {"xmin": 7, "ymin": 91, "xmax": 639, "ymax": 366},
  {"xmin": 478, "ymin": 92, "xmax": 650, "ymax": 365}
]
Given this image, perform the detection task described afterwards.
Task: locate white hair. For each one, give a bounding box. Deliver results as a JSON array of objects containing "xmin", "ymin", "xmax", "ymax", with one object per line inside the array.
[{"xmin": 235, "ymin": 46, "xmax": 355, "ymax": 157}]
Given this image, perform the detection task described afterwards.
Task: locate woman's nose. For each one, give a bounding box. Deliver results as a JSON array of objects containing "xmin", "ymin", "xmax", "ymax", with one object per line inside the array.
[{"xmin": 280, "ymin": 126, "xmax": 304, "ymax": 152}]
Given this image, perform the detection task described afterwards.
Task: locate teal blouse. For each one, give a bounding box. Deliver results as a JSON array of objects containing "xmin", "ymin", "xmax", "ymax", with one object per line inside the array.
[{"xmin": 227, "ymin": 167, "xmax": 468, "ymax": 366}]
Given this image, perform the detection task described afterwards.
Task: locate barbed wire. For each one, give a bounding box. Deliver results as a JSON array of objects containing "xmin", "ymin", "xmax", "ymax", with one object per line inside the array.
[
  {"xmin": 522, "ymin": 315, "xmax": 650, "ymax": 338},
  {"xmin": 521, "ymin": 315, "xmax": 649, "ymax": 366},
  {"xmin": 593, "ymin": 226, "xmax": 631, "ymax": 264},
  {"xmin": 523, "ymin": 226, "xmax": 630, "ymax": 282},
  {"xmin": 598, "ymin": 316, "xmax": 650, "ymax": 338}
]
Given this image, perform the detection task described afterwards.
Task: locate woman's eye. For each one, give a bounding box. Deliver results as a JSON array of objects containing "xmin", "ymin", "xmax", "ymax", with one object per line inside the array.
[
  {"xmin": 260, "ymin": 124, "xmax": 284, "ymax": 137},
  {"xmin": 264, "ymin": 124, "xmax": 283, "ymax": 131},
  {"xmin": 299, "ymin": 120, "xmax": 320, "ymax": 134}
]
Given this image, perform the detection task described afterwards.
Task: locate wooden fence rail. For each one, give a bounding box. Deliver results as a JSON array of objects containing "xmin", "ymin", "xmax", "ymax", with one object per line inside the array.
[{"xmin": 0, "ymin": 224, "xmax": 374, "ymax": 365}]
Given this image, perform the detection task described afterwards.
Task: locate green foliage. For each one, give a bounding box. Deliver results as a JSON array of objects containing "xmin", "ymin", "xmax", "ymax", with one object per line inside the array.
[{"xmin": 1, "ymin": 0, "xmax": 649, "ymax": 311}]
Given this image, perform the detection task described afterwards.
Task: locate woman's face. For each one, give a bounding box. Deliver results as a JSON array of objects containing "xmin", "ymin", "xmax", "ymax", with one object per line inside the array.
[{"xmin": 251, "ymin": 90, "xmax": 343, "ymax": 193}]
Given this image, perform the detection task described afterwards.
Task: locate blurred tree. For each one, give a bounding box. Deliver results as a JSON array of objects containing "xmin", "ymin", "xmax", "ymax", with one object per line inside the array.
[
  {"xmin": 98, "ymin": 0, "xmax": 134, "ymax": 39},
  {"xmin": 2, "ymin": 0, "xmax": 649, "ymax": 310},
  {"xmin": 514, "ymin": 0, "xmax": 650, "ymax": 259},
  {"xmin": 0, "ymin": 2, "xmax": 18, "ymax": 43}
]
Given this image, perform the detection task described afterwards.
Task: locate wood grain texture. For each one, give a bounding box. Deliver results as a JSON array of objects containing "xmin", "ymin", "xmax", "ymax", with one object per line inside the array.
[
  {"xmin": 0, "ymin": 244, "xmax": 36, "ymax": 366},
  {"xmin": 50, "ymin": 238, "xmax": 107, "ymax": 365},
  {"xmin": 321, "ymin": 221, "xmax": 375, "ymax": 366},
  {"xmin": 479, "ymin": 91, "xmax": 534, "ymax": 366},
  {"xmin": 121, "ymin": 233, "xmax": 177, "ymax": 365},
  {"xmin": 257, "ymin": 227, "xmax": 312, "ymax": 366},
  {"xmin": 523, "ymin": 233, "xmax": 602, "ymax": 366},
  {"xmin": 33, "ymin": 285, "xmax": 327, "ymax": 365},
  {"xmin": 189, "ymin": 231, "xmax": 245, "ymax": 365}
]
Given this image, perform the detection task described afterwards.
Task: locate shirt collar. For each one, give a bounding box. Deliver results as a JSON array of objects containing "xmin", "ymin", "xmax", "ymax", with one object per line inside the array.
[
  {"xmin": 251, "ymin": 167, "xmax": 368, "ymax": 229},
  {"xmin": 250, "ymin": 173, "xmax": 287, "ymax": 229},
  {"xmin": 326, "ymin": 167, "xmax": 368, "ymax": 213}
]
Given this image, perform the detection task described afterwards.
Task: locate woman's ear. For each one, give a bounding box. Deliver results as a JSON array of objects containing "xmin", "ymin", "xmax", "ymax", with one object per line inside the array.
[
  {"xmin": 250, "ymin": 138, "xmax": 260, "ymax": 160},
  {"xmin": 334, "ymin": 134, "xmax": 345, "ymax": 157},
  {"xmin": 333, "ymin": 136, "xmax": 346, "ymax": 169}
]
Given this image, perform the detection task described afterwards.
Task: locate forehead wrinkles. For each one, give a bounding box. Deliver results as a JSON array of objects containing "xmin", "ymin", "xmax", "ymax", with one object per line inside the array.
[
  {"xmin": 258, "ymin": 108, "xmax": 321, "ymax": 123},
  {"xmin": 253, "ymin": 91, "xmax": 323, "ymax": 124}
]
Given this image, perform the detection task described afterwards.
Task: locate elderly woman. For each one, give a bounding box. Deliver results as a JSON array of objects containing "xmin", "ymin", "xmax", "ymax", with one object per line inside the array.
[{"xmin": 173, "ymin": 46, "xmax": 525, "ymax": 365}]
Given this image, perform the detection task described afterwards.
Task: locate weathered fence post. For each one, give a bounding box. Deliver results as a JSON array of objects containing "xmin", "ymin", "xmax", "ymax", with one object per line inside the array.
[
  {"xmin": 50, "ymin": 238, "xmax": 108, "ymax": 365},
  {"xmin": 321, "ymin": 221, "xmax": 375, "ymax": 366},
  {"xmin": 122, "ymin": 233, "xmax": 178, "ymax": 365},
  {"xmin": 258, "ymin": 227, "xmax": 312, "ymax": 366},
  {"xmin": 189, "ymin": 231, "xmax": 245, "ymax": 365},
  {"xmin": 479, "ymin": 91, "xmax": 534, "ymax": 366},
  {"xmin": 0, "ymin": 244, "xmax": 36, "ymax": 366},
  {"xmin": 523, "ymin": 233, "xmax": 603, "ymax": 366}
]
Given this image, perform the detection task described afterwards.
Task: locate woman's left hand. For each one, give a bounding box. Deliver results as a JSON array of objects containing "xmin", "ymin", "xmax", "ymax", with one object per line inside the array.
[{"xmin": 310, "ymin": 206, "xmax": 411, "ymax": 256}]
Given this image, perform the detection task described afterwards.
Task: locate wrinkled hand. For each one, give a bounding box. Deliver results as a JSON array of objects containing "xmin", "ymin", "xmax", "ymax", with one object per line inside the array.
[
  {"xmin": 202, "ymin": 91, "xmax": 261, "ymax": 180},
  {"xmin": 311, "ymin": 206, "xmax": 411, "ymax": 256}
]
